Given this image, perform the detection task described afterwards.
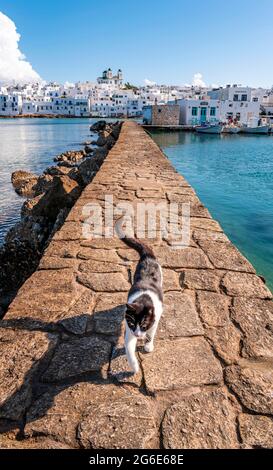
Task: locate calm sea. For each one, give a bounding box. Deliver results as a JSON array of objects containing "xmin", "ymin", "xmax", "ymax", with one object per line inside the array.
[
  {"xmin": 0, "ymin": 118, "xmax": 98, "ymax": 244},
  {"xmin": 151, "ymin": 131, "xmax": 273, "ymax": 291}
]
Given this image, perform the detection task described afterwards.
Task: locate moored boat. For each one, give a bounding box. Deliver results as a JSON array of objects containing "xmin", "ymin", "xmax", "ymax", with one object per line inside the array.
[
  {"xmin": 195, "ymin": 123, "xmax": 223, "ymax": 134},
  {"xmin": 241, "ymin": 124, "xmax": 270, "ymax": 134},
  {"xmin": 222, "ymin": 124, "xmax": 241, "ymax": 134}
]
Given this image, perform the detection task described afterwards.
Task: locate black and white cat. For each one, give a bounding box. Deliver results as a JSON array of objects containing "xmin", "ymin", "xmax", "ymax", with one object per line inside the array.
[{"xmin": 120, "ymin": 236, "xmax": 163, "ymax": 374}]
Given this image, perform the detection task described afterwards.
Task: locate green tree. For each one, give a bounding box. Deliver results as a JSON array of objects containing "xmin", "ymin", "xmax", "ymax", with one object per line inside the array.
[{"xmin": 124, "ymin": 82, "xmax": 139, "ymax": 91}]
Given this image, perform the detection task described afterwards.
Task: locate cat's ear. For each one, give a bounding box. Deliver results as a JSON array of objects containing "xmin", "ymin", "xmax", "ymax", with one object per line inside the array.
[
  {"xmin": 148, "ymin": 306, "xmax": 155, "ymax": 318},
  {"xmin": 126, "ymin": 303, "xmax": 138, "ymax": 313}
]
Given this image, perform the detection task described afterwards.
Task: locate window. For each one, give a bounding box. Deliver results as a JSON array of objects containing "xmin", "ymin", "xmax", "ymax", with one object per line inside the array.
[
  {"xmin": 233, "ymin": 94, "xmax": 239, "ymax": 101},
  {"xmin": 210, "ymin": 107, "xmax": 216, "ymax": 116},
  {"xmin": 192, "ymin": 107, "xmax": 198, "ymax": 116},
  {"xmin": 241, "ymin": 94, "xmax": 247, "ymax": 102}
]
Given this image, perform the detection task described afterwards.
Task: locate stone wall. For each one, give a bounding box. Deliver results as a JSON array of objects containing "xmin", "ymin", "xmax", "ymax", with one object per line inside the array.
[
  {"xmin": 152, "ymin": 103, "xmax": 180, "ymax": 126},
  {"xmin": 0, "ymin": 121, "xmax": 273, "ymax": 449}
]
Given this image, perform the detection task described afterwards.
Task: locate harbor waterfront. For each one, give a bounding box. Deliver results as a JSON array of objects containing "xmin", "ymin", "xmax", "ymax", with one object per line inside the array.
[
  {"xmin": 150, "ymin": 130, "xmax": 273, "ymax": 292},
  {"xmin": 0, "ymin": 118, "xmax": 272, "ymax": 293}
]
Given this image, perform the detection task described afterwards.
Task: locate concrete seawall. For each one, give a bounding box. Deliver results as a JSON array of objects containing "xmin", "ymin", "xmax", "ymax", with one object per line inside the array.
[{"xmin": 1, "ymin": 121, "xmax": 273, "ymax": 449}]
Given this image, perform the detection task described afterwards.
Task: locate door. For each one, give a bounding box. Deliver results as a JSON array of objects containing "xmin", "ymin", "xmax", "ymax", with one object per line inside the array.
[{"xmin": 200, "ymin": 107, "xmax": 207, "ymax": 123}]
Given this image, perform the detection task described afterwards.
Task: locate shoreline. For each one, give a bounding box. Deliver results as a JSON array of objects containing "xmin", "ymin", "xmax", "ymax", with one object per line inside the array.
[
  {"xmin": 0, "ymin": 114, "xmax": 139, "ymax": 120},
  {"xmin": 0, "ymin": 120, "xmax": 121, "ymax": 317}
]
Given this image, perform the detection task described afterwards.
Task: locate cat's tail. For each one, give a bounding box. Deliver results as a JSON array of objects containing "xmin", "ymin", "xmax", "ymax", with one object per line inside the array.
[
  {"xmin": 115, "ymin": 218, "xmax": 156, "ymax": 259},
  {"xmin": 122, "ymin": 236, "xmax": 156, "ymax": 259}
]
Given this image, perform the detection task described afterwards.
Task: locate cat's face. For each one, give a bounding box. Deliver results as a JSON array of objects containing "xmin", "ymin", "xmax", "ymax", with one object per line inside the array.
[{"xmin": 125, "ymin": 302, "xmax": 155, "ymax": 338}]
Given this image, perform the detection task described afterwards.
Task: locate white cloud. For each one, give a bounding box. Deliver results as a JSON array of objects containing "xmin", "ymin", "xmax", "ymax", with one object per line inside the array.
[
  {"xmin": 0, "ymin": 11, "xmax": 41, "ymax": 84},
  {"xmin": 192, "ymin": 72, "xmax": 206, "ymax": 87},
  {"xmin": 144, "ymin": 78, "xmax": 156, "ymax": 86},
  {"xmin": 64, "ymin": 81, "xmax": 75, "ymax": 88}
]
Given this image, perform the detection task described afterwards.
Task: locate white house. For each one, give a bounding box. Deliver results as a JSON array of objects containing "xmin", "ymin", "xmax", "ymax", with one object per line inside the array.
[
  {"xmin": 260, "ymin": 90, "xmax": 273, "ymax": 124},
  {"xmin": 172, "ymin": 98, "xmax": 220, "ymax": 125},
  {"xmin": 52, "ymin": 97, "xmax": 76, "ymax": 115},
  {"xmin": 74, "ymin": 98, "xmax": 90, "ymax": 117},
  {"xmin": 208, "ymin": 85, "xmax": 252, "ymax": 102},
  {"xmin": 22, "ymin": 100, "xmax": 39, "ymax": 114},
  {"xmin": 219, "ymin": 100, "xmax": 260, "ymax": 124},
  {"xmin": 0, "ymin": 94, "xmax": 22, "ymax": 115},
  {"xmin": 251, "ymin": 87, "xmax": 269, "ymax": 103},
  {"xmin": 90, "ymin": 92, "xmax": 113, "ymax": 117},
  {"xmin": 127, "ymin": 99, "xmax": 142, "ymax": 117},
  {"xmin": 208, "ymin": 85, "xmax": 260, "ymax": 124}
]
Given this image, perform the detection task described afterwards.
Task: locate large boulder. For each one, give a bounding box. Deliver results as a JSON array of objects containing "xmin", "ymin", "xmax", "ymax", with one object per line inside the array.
[
  {"xmin": 44, "ymin": 166, "xmax": 72, "ymax": 177},
  {"xmin": 22, "ymin": 175, "xmax": 81, "ymax": 221},
  {"xmin": 96, "ymin": 130, "xmax": 116, "ymax": 148},
  {"xmin": 84, "ymin": 145, "xmax": 93, "ymax": 155},
  {"xmin": 11, "ymin": 170, "xmax": 39, "ymax": 197},
  {"xmin": 90, "ymin": 120, "xmax": 107, "ymax": 132},
  {"xmin": 0, "ymin": 215, "xmax": 48, "ymax": 305},
  {"xmin": 5, "ymin": 215, "xmax": 47, "ymax": 250},
  {"xmin": 11, "ymin": 171, "xmax": 54, "ymax": 198},
  {"xmin": 78, "ymin": 150, "xmax": 107, "ymax": 185},
  {"xmin": 33, "ymin": 174, "xmax": 54, "ymax": 195},
  {"xmin": 21, "ymin": 194, "xmax": 44, "ymax": 218},
  {"xmin": 54, "ymin": 150, "xmax": 85, "ymax": 165},
  {"xmin": 110, "ymin": 122, "xmax": 122, "ymax": 140}
]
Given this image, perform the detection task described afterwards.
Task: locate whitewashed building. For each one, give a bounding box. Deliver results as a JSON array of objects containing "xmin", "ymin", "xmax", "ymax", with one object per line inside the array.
[
  {"xmin": 208, "ymin": 85, "xmax": 260, "ymax": 124},
  {"xmin": 251, "ymin": 87, "xmax": 269, "ymax": 103},
  {"xmin": 74, "ymin": 98, "xmax": 90, "ymax": 117},
  {"xmin": 127, "ymin": 99, "xmax": 142, "ymax": 117},
  {"xmin": 22, "ymin": 101, "xmax": 39, "ymax": 114},
  {"xmin": 172, "ymin": 98, "xmax": 220, "ymax": 125},
  {"xmin": 261, "ymin": 90, "xmax": 273, "ymax": 124},
  {"xmin": 0, "ymin": 94, "xmax": 22, "ymax": 115}
]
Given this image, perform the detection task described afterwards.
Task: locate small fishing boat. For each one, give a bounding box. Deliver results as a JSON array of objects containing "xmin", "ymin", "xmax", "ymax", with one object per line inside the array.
[
  {"xmin": 222, "ymin": 124, "xmax": 241, "ymax": 134},
  {"xmin": 195, "ymin": 123, "xmax": 223, "ymax": 134},
  {"xmin": 240, "ymin": 124, "xmax": 270, "ymax": 134}
]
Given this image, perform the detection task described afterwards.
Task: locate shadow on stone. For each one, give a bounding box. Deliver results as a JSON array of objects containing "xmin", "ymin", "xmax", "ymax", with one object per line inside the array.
[{"xmin": 0, "ymin": 307, "xmax": 125, "ymax": 441}]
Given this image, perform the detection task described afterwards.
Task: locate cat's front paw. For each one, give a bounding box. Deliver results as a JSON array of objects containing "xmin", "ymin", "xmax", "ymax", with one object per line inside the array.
[
  {"xmin": 144, "ymin": 342, "xmax": 154, "ymax": 353},
  {"xmin": 130, "ymin": 360, "xmax": 139, "ymax": 374}
]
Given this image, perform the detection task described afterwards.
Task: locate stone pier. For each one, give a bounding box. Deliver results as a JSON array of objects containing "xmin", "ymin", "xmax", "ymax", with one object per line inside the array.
[{"xmin": 1, "ymin": 121, "xmax": 273, "ymax": 449}]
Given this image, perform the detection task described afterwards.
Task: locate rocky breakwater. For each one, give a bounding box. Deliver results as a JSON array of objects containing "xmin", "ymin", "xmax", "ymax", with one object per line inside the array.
[
  {"xmin": 0, "ymin": 121, "xmax": 121, "ymax": 317},
  {"xmin": 0, "ymin": 121, "xmax": 273, "ymax": 449}
]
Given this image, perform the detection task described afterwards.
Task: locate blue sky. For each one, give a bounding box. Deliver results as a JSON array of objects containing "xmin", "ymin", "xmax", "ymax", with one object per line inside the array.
[{"xmin": 1, "ymin": 0, "xmax": 273, "ymax": 86}]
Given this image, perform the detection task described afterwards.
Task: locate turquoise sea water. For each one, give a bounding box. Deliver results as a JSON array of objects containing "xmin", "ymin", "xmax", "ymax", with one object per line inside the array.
[
  {"xmin": 0, "ymin": 118, "xmax": 98, "ymax": 244},
  {"xmin": 151, "ymin": 131, "xmax": 273, "ymax": 292}
]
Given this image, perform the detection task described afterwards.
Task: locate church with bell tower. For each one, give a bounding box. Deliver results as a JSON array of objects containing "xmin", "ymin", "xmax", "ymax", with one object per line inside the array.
[{"xmin": 97, "ymin": 68, "xmax": 123, "ymax": 86}]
